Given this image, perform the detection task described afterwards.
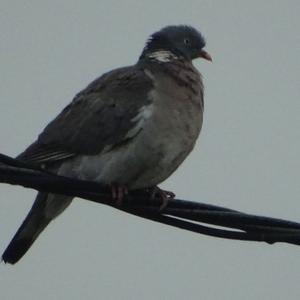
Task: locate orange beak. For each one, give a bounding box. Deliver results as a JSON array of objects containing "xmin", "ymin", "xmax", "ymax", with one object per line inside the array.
[{"xmin": 200, "ymin": 50, "xmax": 212, "ymax": 62}]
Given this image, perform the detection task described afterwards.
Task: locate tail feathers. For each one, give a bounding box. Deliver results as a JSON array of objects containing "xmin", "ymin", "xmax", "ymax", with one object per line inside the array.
[
  {"xmin": 2, "ymin": 192, "xmax": 73, "ymax": 264},
  {"xmin": 2, "ymin": 212, "xmax": 50, "ymax": 264}
]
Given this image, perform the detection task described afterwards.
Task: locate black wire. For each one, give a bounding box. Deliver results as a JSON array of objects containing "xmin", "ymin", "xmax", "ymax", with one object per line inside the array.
[{"xmin": 1, "ymin": 153, "xmax": 300, "ymax": 246}]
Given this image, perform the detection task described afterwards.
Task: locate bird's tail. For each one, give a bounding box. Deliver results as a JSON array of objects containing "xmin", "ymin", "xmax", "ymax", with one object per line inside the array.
[{"xmin": 2, "ymin": 192, "xmax": 72, "ymax": 264}]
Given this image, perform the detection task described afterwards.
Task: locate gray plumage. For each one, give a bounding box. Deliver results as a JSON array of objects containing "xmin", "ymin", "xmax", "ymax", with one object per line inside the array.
[{"xmin": 2, "ymin": 25, "xmax": 211, "ymax": 264}]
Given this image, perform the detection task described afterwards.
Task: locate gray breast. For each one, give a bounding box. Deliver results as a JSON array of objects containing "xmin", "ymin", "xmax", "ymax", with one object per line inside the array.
[{"xmin": 129, "ymin": 61, "xmax": 203, "ymax": 188}]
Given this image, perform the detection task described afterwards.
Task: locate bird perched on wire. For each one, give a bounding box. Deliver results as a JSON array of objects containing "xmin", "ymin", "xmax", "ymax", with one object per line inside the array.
[{"xmin": 2, "ymin": 25, "xmax": 212, "ymax": 264}]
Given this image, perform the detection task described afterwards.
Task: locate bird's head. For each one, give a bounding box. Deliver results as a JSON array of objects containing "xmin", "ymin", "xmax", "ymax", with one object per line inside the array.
[{"xmin": 140, "ymin": 25, "xmax": 212, "ymax": 62}]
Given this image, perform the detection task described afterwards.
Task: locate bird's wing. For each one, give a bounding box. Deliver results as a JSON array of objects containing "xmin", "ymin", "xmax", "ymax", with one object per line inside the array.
[{"xmin": 17, "ymin": 66, "xmax": 154, "ymax": 166}]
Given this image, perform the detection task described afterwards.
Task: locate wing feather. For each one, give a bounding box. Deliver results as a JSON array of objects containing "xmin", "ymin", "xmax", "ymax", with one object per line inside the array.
[{"xmin": 18, "ymin": 66, "xmax": 154, "ymax": 166}]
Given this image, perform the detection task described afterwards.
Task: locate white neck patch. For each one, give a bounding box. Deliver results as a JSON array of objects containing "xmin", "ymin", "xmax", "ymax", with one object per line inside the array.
[{"xmin": 147, "ymin": 50, "xmax": 178, "ymax": 63}]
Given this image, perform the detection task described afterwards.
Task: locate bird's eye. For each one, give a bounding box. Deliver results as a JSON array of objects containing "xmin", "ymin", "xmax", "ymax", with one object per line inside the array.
[{"xmin": 183, "ymin": 38, "xmax": 190, "ymax": 45}]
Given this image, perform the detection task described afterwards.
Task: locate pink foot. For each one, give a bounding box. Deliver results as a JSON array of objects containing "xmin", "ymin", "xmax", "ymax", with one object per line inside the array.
[
  {"xmin": 110, "ymin": 184, "xmax": 128, "ymax": 206},
  {"xmin": 150, "ymin": 186, "xmax": 175, "ymax": 211}
]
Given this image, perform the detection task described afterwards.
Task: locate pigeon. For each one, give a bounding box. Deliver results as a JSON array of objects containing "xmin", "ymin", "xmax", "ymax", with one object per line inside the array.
[{"xmin": 2, "ymin": 25, "xmax": 212, "ymax": 264}]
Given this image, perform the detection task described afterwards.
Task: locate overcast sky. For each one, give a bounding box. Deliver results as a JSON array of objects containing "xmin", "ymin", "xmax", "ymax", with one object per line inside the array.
[{"xmin": 1, "ymin": 1, "xmax": 300, "ymax": 299}]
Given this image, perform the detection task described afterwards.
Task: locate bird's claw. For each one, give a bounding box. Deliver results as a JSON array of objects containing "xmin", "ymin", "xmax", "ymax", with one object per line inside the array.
[
  {"xmin": 110, "ymin": 184, "xmax": 128, "ymax": 206},
  {"xmin": 150, "ymin": 186, "xmax": 175, "ymax": 211}
]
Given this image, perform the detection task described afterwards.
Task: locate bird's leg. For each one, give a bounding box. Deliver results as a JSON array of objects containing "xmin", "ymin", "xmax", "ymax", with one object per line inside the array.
[
  {"xmin": 110, "ymin": 184, "xmax": 128, "ymax": 206},
  {"xmin": 149, "ymin": 186, "xmax": 175, "ymax": 211}
]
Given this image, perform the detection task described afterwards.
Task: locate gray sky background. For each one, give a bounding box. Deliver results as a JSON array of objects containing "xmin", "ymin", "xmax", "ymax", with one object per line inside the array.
[{"xmin": 1, "ymin": 1, "xmax": 300, "ymax": 299}]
